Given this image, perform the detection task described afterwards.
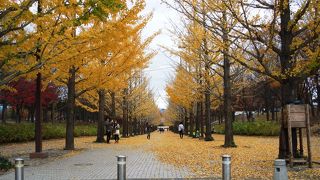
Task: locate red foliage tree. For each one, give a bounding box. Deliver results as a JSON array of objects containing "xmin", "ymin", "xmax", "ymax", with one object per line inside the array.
[{"xmin": 0, "ymin": 78, "xmax": 58, "ymax": 122}]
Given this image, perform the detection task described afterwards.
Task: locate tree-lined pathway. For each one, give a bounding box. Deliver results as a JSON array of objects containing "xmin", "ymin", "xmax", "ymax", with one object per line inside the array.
[
  {"xmin": 1, "ymin": 132, "xmax": 319, "ymax": 179},
  {"xmin": 0, "ymin": 133, "xmax": 193, "ymax": 180}
]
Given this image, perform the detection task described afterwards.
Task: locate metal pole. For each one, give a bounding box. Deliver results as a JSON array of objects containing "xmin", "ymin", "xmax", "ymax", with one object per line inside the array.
[
  {"xmin": 15, "ymin": 158, "xmax": 24, "ymax": 180},
  {"xmin": 222, "ymin": 155, "xmax": 231, "ymax": 180},
  {"xmin": 273, "ymin": 159, "xmax": 288, "ymax": 180},
  {"xmin": 117, "ymin": 155, "xmax": 126, "ymax": 180}
]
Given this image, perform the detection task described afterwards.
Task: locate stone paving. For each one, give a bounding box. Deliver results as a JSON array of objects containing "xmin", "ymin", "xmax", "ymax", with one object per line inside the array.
[{"xmin": 0, "ymin": 146, "xmax": 193, "ymax": 180}]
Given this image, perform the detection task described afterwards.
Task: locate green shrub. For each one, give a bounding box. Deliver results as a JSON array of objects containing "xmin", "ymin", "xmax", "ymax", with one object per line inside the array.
[
  {"xmin": 214, "ymin": 121, "xmax": 280, "ymax": 136},
  {"xmin": 42, "ymin": 123, "xmax": 66, "ymax": 140},
  {"xmin": 75, "ymin": 125, "xmax": 97, "ymax": 137},
  {"xmin": 0, "ymin": 156, "xmax": 13, "ymax": 171},
  {"xmin": 0, "ymin": 123, "xmax": 97, "ymax": 144}
]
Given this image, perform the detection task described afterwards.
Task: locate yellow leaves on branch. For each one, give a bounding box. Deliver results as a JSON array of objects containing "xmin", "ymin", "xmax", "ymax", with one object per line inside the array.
[
  {"xmin": 0, "ymin": 0, "xmax": 158, "ymax": 122},
  {"xmin": 71, "ymin": 0, "xmax": 157, "ymax": 112},
  {"xmin": 167, "ymin": 66, "xmax": 198, "ymax": 110}
]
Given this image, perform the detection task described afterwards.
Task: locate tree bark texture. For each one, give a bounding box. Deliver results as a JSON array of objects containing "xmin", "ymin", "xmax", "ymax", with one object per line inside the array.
[
  {"xmin": 65, "ymin": 66, "xmax": 76, "ymax": 150},
  {"xmin": 96, "ymin": 90, "xmax": 105, "ymax": 142}
]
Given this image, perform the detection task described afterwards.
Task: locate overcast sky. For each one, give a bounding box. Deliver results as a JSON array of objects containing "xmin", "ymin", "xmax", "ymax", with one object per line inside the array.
[{"xmin": 142, "ymin": 1, "xmax": 181, "ymax": 110}]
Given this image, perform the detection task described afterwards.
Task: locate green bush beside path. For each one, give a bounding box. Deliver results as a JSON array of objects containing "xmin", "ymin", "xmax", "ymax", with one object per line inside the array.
[
  {"xmin": 214, "ymin": 121, "xmax": 280, "ymax": 136},
  {"xmin": 0, "ymin": 123, "xmax": 97, "ymax": 144}
]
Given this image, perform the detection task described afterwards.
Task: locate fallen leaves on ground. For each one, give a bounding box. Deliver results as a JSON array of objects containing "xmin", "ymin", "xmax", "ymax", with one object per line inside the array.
[
  {"xmin": 145, "ymin": 132, "xmax": 320, "ymax": 180},
  {"xmin": 1, "ymin": 132, "xmax": 319, "ymax": 179},
  {"xmin": 0, "ymin": 135, "xmax": 148, "ymax": 159}
]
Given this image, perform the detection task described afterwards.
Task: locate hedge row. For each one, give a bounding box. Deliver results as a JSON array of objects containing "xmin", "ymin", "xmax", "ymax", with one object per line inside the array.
[
  {"xmin": 214, "ymin": 121, "xmax": 280, "ymax": 136},
  {"xmin": 0, "ymin": 123, "xmax": 97, "ymax": 144}
]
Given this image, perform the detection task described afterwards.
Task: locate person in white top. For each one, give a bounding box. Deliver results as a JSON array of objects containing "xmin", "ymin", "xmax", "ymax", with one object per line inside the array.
[
  {"xmin": 114, "ymin": 122, "xmax": 120, "ymax": 143},
  {"xmin": 178, "ymin": 122, "xmax": 184, "ymax": 139}
]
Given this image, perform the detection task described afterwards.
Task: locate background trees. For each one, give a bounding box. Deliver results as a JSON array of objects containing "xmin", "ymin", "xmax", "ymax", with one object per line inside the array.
[
  {"xmin": 164, "ymin": 0, "xmax": 319, "ymax": 155},
  {"xmin": 0, "ymin": 0, "xmax": 160, "ymax": 150}
]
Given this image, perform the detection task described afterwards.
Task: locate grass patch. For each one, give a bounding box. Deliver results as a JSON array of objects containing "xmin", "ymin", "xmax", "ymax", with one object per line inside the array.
[
  {"xmin": 0, "ymin": 123, "xmax": 97, "ymax": 144},
  {"xmin": 0, "ymin": 156, "xmax": 13, "ymax": 171},
  {"xmin": 214, "ymin": 121, "xmax": 280, "ymax": 136}
]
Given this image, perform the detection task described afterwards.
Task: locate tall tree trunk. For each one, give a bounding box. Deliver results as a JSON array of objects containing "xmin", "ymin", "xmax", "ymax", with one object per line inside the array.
[
  {"xmin": 222, "ymin": 10, "xmax": 235, "ymax": 147},
  {"xmin": 35, "ymin": 73, "xmax": 42, "ymax": 152},
  {"xmin": 51, "ymin": 103, "xmax": 55, "ymax": 123},
  {"xmin": 189, "ymin": 103, "xmax": 194, "ymax": 137},
  {"xmin": 65, "ymin": 66, "xmax": 76, "ymax": 150},
  {"xmin": 128, "ymin": 114, "xmax": 132, "ymax": 136},
  {"xmin": 200, "ymin": 102, "xmax": 204, "ymax": 137},
  {"xmin": 59, "ymin": 109, "xmax": 62, "ymax": 123},
  {"xmin": 278, "ymin": 0, "xmax": 299, "ymax": 159},
  {"xmin": 203, "ymin": 35, "xmax": 213, "ymax": 141},
  {"xmin": 133, "ymin": 118, "xmax": 137, "ymax": 135},
  {"xmin": 271, "ymin": 99, "xmax": 276, "ymax": 121},
  {"xmin": 31, "ymin": 106, "xmax": 35, "ymax": 123},
  {"xmin": 264, "ymin": 83, "xmax": 270, "ymax": 121},
  {"xmin": 27, "ymin": 107, "xmax": 31, "ymax": 122},
  {"xmin": 111, "ymin": 91, "xmax": 116, "ymax": 120},
  {"xmin": 17, "ymin": 105, "xmax": 21, "ymax": 123},
  {"xmin": 204, "ymin": 88, "xmax": 213, "ymax": 141},
  {"xmin": 96, "ymin": 90, "xmax": 105, "ymax": 142},
  {"xmin": 33, "ymin": 0, "xmax": 43, "ymax": 153},
  {"xmin": 43, "ymin": 108, "xmax": 48, "ymax": 122},
  {"xmin": 1, "ymin": 102, "xmax": 7, "ymax": 123},
  {"xmin": 280, "ymin": 80, "xmax": 299, "ymax": 158},
  {"xmin": 184, "ymin": 108, "xmax": 188, "ymax": 135},
  {"xmin": 196, "ymin": 101, "xmax": 201, "ymax": 132},
  {"xmin": 122, "ymin": 88, "xmax": 128, "ymax": 137}
]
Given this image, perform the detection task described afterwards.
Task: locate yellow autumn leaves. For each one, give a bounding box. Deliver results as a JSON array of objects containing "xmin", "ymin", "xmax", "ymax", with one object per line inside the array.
[
  {"xmin": 1, "ymin": 131, "xmax": 319, "ymax": 179},
  {"xmin": 0, "ymin": 0, "xmax": 159, "ymax": 117},
  {"xmin": 148, "ymin": 132, "xmax": 320, "ymax": 179}
]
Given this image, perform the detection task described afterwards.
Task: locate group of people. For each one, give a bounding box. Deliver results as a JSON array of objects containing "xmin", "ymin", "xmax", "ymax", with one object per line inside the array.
[
  {"xmin": 104, "ymin": 119, "xmax": 186, "ymax": 142},
  {"xmin": 104, "ymin": 118, "xmax": 153, "ymax": 142},
  {"xmin": 104, "ymin": 118, "xmax": 120, "ymax": 143}
]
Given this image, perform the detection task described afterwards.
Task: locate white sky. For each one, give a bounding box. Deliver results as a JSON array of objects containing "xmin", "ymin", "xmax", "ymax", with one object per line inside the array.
[{"xmin": 142, "ymin": 1, "xmax": 181, "ymax": 110}]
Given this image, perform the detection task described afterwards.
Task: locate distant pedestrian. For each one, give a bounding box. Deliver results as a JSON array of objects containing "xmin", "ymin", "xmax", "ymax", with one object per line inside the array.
[
  {"xmin": 159, "ymin": 127, "xmax": 163, "ymax": 133},
  {"xmin": 105, "ymin": 118, "xmax": 113, "ymax": 143},
  {"xmin": 114, "ymin": 122, "xmax": 120, "ymax": 143},
  {"xmin": 146, "ymin": 122, "xmax": 151, "ymax": 140},
  {"xmin": 178, "ymin": 122, "xmax": 184, "ymax": 139}
]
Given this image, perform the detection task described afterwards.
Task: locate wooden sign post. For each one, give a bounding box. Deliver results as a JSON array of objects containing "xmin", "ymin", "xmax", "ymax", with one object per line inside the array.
[{"xmin": 284, "ymin": 104, "xmax": 312, "ymax": 168}]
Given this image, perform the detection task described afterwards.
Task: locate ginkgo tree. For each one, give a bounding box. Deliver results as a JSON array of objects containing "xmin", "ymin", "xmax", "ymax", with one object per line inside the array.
[
  {"xmin": 165, "ymin": 0, "xmax": 241, "ymax": 146},
  {"xmin": 64, "ymin": 0, "xmax": 157, "ymax": 143},
  {"xmin": 221, "ymin": 0, "xmax": 320, "ymax": 158},
  {"xmin": 125, "ymin": 72, "xmax": 160, "ymax": 136},
  {"xmin": 165, "ymin": 0, "xmax": 319, "ymax": 157},
  {"xmin": 166, "ymin": 64, "xmax": 199, "ymax": 135},
  {"xmin": 1, "ymin": 0, "xmax": 159, "ymax": 150}
]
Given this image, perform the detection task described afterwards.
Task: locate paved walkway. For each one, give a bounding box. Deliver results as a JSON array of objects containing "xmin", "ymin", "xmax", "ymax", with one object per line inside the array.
[{"xmin": 0, "ymin": 138, "xmax": 193, "ymax": 180}]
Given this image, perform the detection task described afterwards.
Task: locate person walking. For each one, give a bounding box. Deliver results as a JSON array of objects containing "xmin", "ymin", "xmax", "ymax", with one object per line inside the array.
[
  {"xmin": 114, "ymin": 122, "xmax": 120, "ymax": 143},
  {"xmin": 146, "ymin": 122, "xmax": 151, "ymax": 140},
  {"xmin": 178, "ymin": 122, "xmax": 184, "ymax": 139},
  {"xmin": 105, "ymin": 118, "xmax": 113, "ymax": 143}
]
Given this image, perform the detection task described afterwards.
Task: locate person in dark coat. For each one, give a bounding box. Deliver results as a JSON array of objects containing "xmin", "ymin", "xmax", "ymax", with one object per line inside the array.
[
  {"xmin": 146, "ymin": 122, "xmax": 151, "ymax": 140},
  {"xmin": 105, "ymin": 118, "xmax": 113, "ymax": 143}
]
